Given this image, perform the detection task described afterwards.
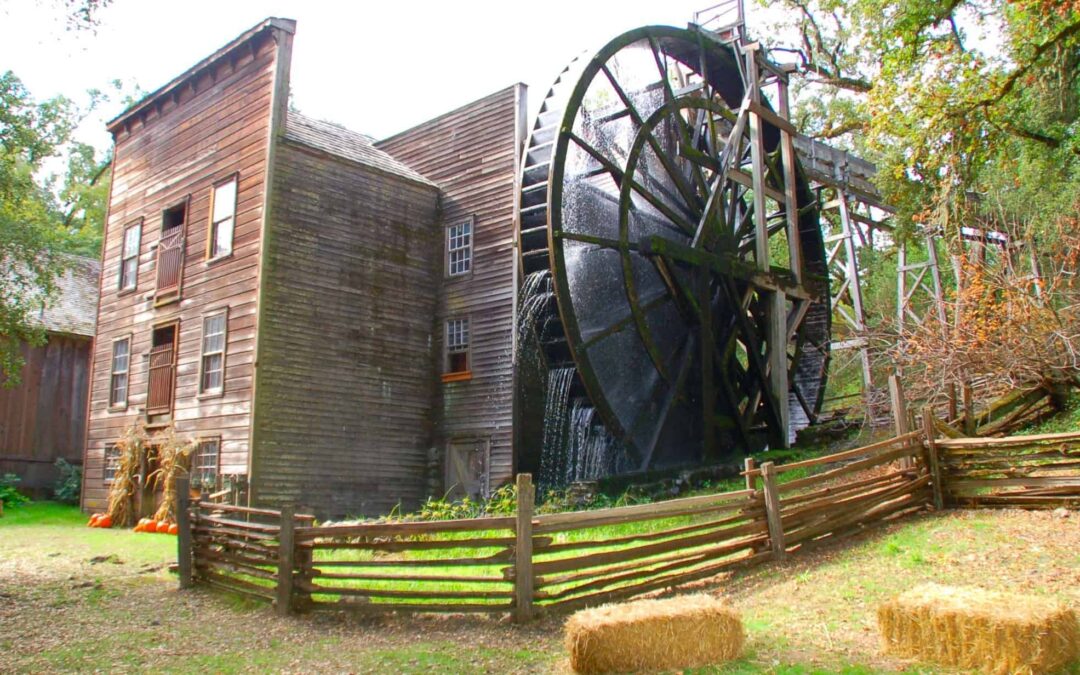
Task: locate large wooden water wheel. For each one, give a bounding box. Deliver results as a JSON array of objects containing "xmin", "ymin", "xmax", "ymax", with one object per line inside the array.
[{"xmin": 517, "ymin": 25, "xmax": 830, "ymax": 472}]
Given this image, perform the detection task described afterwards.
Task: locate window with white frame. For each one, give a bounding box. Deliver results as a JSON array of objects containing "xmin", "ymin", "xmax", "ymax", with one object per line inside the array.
[
  {"xmin": 109, "ymin": 337, "xmax": 130, "ymax": 408},
  {"xmin": 191, "ymin": 439, "xmax": 220, "ymax": 490},
  {"xmin": 209, "ymin": 177, "xmax": 237, "ymax": 259},
  {"xmin": 447, "ymin": 219, "xmax": 472, "ymax": 276},
  {"xmin": 119, "ymin": 221, "xmax": 141, "ymax": 291},
  {"xmin": 199, "ymin": 311, "xmax": 227, "ymax": 394},
  {"xmin": 446, "ymin": 318, "xmax": 469, "ymax": 374},
  {"xmin": 104, "ymin": 444, "xmax": 120, "ymax": 484}
]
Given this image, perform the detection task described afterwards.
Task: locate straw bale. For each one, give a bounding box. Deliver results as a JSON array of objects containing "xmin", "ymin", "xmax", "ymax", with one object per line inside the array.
[
  {"xmin": 564, "ymin": 594, "xmax": 743, "ymax": 674},
  {"xmin": 878, "ymin": 583, "xmax": 1078, "ymax": 675}
]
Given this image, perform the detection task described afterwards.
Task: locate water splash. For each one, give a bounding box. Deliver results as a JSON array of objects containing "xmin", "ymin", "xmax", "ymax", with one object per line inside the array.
[
  {"xmin": 517, "ymin": 270, "xmax": 553, "ymax": 356},
  {"xmin": 538, "ymin": 366, "xmax": 576, "ymax": 488}
]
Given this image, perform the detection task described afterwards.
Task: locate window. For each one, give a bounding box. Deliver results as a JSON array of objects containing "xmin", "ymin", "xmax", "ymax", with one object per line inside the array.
[
  {"xmin": 199, "ymin": 311, "xmax": 227, "ymax": 394},
  {"xmin": 444, "ymin": 318, "xmax": 470, "ymax": 380},
  {"xmin": 208, "ymin": 177, "xmax": 237, "ymax": 260},
  {"xmin": 191, "ymin": 439, "xmax": 220, "ymax": 490},
  {"xmin": 447, "ymin": 219, "xmax": 472, "ymax": 276},
  {"xmin": 109, "ymin": 337, "xmax": 130, "ymax": 408},
  {"xmin": 103, "ymin": 444, "xmax": 121, "ymax": 484},
  {"xmin": 119, "ymin": 221, "xmax": 141, "ymax": 291}
]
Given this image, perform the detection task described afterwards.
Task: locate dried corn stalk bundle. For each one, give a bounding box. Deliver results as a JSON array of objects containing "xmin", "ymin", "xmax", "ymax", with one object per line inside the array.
[
  {"xmin": 149, "ymin": 425, "xmax": 195, "ymax": 524},
  {"xmin": 106, "ymin": 423, "xmax": 147, "ymax": 527},
  {"xmin": 564, "ymin": 594, "xmax": 744, "ymax": 674},
  {"xmin": 878, "ymin": 583, "xmax": 1078, "ymax": 674}
]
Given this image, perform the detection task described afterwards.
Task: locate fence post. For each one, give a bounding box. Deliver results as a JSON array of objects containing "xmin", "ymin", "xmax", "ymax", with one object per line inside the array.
[
  {"xmin": 514, "ymin": 473, "xmax": 535, "ymax": 623},
  {"xmin": 921, "ymin": 407, "xmax": 945, "ymax": 510},
  {"xmin": 760, "ymin": 462, "xmax": 786, "ymax": 561},
  {"xmin": 276, "ymin": 505, "xmax": 296, "ymax": 617},
  {"xmin": 744, "ymin": 457, "xmax": 756, "ymax": 491},
  {"xmin": 175, "ymin": 474, "xmax": 193, "ymax": 589},
  {"xmin": 889, "ymin": 374, "xmax": 913, "ymax": 469},
  {"xmin": 962, "ymin": 381, "xmax": 976, "ymax": 436}
]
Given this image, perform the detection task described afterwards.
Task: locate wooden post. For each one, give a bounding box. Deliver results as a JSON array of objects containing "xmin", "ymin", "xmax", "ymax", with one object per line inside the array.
[
  {"xmin": 888, "ymin": 374, "xmax": 912, "ymax": 469},
  {"xmin": 760, "ymin": 462, "xmax": 786, "ymax": 561},
  {"xmin": 744, "ymin": 456, "xmax": 756, "ymax": 492},
  {"xmin": 276, "ymin": 505, "xmax": 295, "ymax": 617},
  {"xmin": 921, "ymin": 407, "xmax": 945, "ymax": 510},
  {"xmin": 962, "ymin": 382, "xmax": 975, "ymax": 436},
  {"xmin": 947, "ymin": 383, "xmax": 958, "ymax": 422},
  {"xmin": 176, "ymin": 474, "xmax": 193, "ymax": 589},
  {"xmin": 513, "ymin": 473, "xmax": 535, "ymax": 623}
]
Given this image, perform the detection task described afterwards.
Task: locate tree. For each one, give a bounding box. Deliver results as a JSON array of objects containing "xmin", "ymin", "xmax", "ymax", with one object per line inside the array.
[
  {"xmin": 0, "ymin": 71, "xmax": 82, "ymax": 386},
  {"xmin": 761, "ymin": 0, "xmax": 1080, "ymax": 239}
]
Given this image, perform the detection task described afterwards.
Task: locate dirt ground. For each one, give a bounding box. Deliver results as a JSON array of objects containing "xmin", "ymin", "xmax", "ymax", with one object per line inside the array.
[{"xmin": 1, "ymin": 505, "xmax": 1078, "ymax": 673}]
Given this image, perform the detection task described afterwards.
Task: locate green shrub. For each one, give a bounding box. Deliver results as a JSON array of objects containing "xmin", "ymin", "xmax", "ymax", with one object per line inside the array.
[
  {"xmin": 53, "ymin": 458, "xmax": 82, "ymax": 504},
  {"xmin": 0, "ymin": 473, "xmax": 30, "ymax": 509}
]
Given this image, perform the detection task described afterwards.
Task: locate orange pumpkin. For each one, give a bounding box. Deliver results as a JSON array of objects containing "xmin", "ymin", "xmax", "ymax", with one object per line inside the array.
[
  {"xmin": 97, "ymin": 515, "xmax": 112, "ymax": 528},
  {"xmin": 167, "ymin": 523, "xmax": 179, "ymax": 536},
  {"xmin": 156, "ymin": 520, "xmax": 171, "ymax": 533},
  {"xmin": 87, "ymin": 514, "xmax": 101, "ymax": 527},
  {"xmin": 143, "ymin": 519, "xmax": 158, "ymax": 533}
]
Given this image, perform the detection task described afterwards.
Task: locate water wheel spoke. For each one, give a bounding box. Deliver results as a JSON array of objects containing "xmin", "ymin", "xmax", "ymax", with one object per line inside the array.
[
  {"xmin": 578, "ymin": 294, "xmax": 670, "ymax": 351},
  {"xmin": 648, "ymin": 36, "xmax": 710, "ymax": 201}
]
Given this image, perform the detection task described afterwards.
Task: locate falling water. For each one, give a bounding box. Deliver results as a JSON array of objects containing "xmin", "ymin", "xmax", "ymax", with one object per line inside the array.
[
  {"xmin": 538, "ymin": 366, "xmax": 576, "ymax": 488},
  {"xmin": 517, "ymin": 270, "xmax": 554, "ymax": 355}
]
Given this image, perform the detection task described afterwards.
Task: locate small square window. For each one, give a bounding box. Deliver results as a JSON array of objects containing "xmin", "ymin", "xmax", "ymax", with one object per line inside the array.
[
  {"xmin": 446, "ymin": 318, "xmax": 469, "ymax": 375},
  {"xmin": 447, "ymin": 220, "xmax": 472, "ymax": 276},
  {"xmin": 104, "ymin": 444, "xmax": 120, "ymax": 484}
]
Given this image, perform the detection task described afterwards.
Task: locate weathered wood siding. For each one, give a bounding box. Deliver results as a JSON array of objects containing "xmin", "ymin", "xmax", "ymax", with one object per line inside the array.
[
  {"xmin": 250, "ymin": 141, "xmax": 440, "ymax": 517},
  {"xmin": 376, "ymin": 85, "xmax": 526, "ymax": 492},
  {"xmin": 82, "ymin": 23, "xmax": 293, "ymax": 512},
  {"xmin": 0, "ymin": 335, "xmax": 91, "ymax": 497}
]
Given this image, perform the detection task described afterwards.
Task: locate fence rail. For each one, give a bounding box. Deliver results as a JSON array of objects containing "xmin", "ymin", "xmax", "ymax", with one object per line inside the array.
[{"xmin": 177, "ymin": 424, "xmax": 1080, "ymax": 620}]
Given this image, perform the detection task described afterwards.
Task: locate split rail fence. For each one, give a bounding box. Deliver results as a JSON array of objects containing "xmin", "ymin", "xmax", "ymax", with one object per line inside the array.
[{"xmin": 176, "ymin": 422, "xmax": 1080, "ymax": 621}]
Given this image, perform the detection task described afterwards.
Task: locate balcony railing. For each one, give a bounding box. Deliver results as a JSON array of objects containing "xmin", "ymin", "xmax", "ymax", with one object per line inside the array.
[{"xmin": 155, "ymin": 229, "xmax": 184, "ymax": 301}]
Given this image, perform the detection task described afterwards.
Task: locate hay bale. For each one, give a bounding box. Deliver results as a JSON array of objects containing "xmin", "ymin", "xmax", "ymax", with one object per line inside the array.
[
  {"xmin": 878, "ymin": 583, "xmax": 1078, "ymax": 674},
  {"xmin": 564, "ymin": 594, "xmax": 743, "ymax": 674}
]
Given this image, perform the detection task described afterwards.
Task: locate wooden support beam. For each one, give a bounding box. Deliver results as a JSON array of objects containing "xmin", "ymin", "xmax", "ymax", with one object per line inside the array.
[
  {"xmin": 760, "ymin": 462, "xmax": 786, "ymax": 561},
  {"xmin": 921, "ymin": 407, "xmax": 945, "ymax": 510},
  {"xmin": 513, "ymin": 473, "xmax": 535, "ymax": 623},
  {"xmin": 176, "ymin": 475, "xmax": 193, "ymax": 590},
  {"xmin": 276, "ymin": 505, "xmax": 296, "ymax": 617}
]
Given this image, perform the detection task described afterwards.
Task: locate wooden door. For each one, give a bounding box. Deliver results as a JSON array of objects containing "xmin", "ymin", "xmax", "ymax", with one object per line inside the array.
[{"xmin": 445, "ymin": 439, "xmax": 489, "ymax": 501}]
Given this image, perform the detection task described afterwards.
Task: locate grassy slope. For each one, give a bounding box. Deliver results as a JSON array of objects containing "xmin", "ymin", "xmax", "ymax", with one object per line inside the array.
[{"xmin": 3, "ymin": 502, "xmax": 1078, "ymax": 673}]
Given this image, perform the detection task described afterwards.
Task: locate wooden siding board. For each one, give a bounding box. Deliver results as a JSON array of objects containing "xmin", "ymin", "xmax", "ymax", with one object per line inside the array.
[
  {"xmin": 376, "ymin": 86, "xmax": 521, "ymax": 491},
  {"xmin": 249, "ymin": 141, "xmax": 441, "ymax": 518}
]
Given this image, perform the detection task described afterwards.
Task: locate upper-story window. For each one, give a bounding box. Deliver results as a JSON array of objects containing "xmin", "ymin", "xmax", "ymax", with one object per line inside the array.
[
  {"xmin": 447, "ymin": 219, "xmax": 472, "ymax": 276},
  {"xmin": 208, "ymin": 176, "xmax": 237, "ymax": 260},
  {"xmin": 109, "ymin": 337, "xmax": 131, "ymax": 408},
  {"xmin": 119, "ymin": 221, "xmax": 141, "ymax": 291},
  {"xmin": 199, "ymin": 310, "xmax": 228, "ymax": 395}
]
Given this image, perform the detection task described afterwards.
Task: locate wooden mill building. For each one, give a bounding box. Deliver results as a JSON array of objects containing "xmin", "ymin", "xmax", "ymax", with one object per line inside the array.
[{"xmin": 82, "ymin": 18, "xmax": 525, "ymax": 517}]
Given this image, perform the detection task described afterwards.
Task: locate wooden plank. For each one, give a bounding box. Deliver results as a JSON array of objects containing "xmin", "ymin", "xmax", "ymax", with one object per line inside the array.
[
  {"xmin": 743, "ymin": 431, "xmax": 923, "ymax": 476},
  {"xmin": 946, "ymin": 477, "xmax": 1080, "ymax": 492},
  {"xmin": 531, "ymin": 528, "xmax": 762, "ymax": 577},
  {"xmin": 533, "ymin": 489, "xmax": 755, "ymax": 533},
  {"xmin": 297, "ymin": 582, "xmax": 513, "ymax": 600},
  {"xmin": 302, "ymin": 537, "xmax": 521, "ymax": 552},
  {"xmin": 777, "ymin": 468, "xmax": 914, "ymax": 508},
  {"xmin": 308, "ymin": 552, "xmax": 514, "ymax": 568},
  {"xmin": 198, "ymin": 570, "xmax": 275, "ymax": 601},
  {"xmin": 532, "ymin": 509, "xmax": 764, "ymax": 554},
  {"xmin": 275, "ymin": 505, "xmax": 295, "ymax": 617},
  {"xmin": 199, "ymin": 514, "xmax": 280, "ymax": 533},
  {"xmin": 196, "ymin": 501, "xmax": 315, "ymax": 521},
  {"xmin": 309, "ymin": 571, "xmax": 508, "ymax": 584},
  {"xmin": 935, "ymin": 430, "xmax": 1080, "ymax": 449},
  {"xmin": 760, "ymin": 462, "xmax": 786, "ymax": 560},
  {"xmin": 295, "ymin": 516, "xmax": 516, "ymax": 541},
  {"xmin": 307, "ymin": 601, "xmax": 512, "ymax": 614},
  {"xmin": 776, "ymin": 443, "xmax": 921, "ymax": 493}
]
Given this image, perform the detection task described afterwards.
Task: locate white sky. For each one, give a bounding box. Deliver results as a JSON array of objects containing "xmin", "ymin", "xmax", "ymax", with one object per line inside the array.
[{"xmin": 1, "ymin": 0, "xmax": 773, "ymax": 152}]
